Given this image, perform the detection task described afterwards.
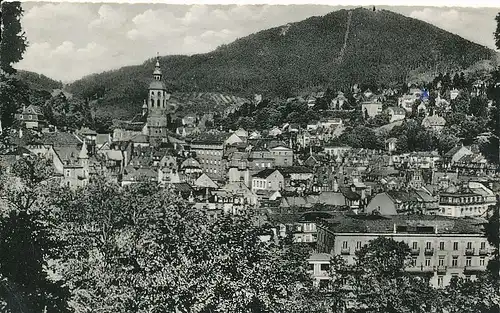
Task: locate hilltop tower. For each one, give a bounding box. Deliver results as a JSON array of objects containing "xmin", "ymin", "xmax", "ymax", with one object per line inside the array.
[{"xmin": 146, "ymin": 54, "xmax": 170, "ymax": 144}]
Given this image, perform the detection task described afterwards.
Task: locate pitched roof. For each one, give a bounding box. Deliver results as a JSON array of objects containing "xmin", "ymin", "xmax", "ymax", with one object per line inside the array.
[
  {"xmin": 422, "ymin": 115, "xmax": 446, "ymax": 127},
  {"xmin": 444, "ymin": 146, "xmax": 466, "ymax": 158},
  {"xmin": 322, "ymin": 214, "xmax": 485, "ymax": 235},
  {"xmin": 253, "ymin": 168, "xmax": 280, "ymax": 179},
  {"xmin": 40, "ymin": 132, "xmax": 82, "ymax": 146},
  {"xmin": 339, "ymin": 186, "xmax": 361, "ymax": 200}
]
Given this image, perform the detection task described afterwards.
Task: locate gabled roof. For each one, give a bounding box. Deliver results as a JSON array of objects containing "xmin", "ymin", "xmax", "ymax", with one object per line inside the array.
[
  {"xmin": 253, "ymin": 168, "xmax": 281, "ymax": 179},
  {"xmin": 444, "ymin": 146, "xmax": 469, "ymax": 158},
  {"xmin": 22, "ymin": 104, "xmax": 43, "ymax": 115},
  {"xmin": 40, "ymin": 132, "xmax": 82, "ymax": 146},
  {"xmin": 194, "ymin": 173, "xmax": 218, "ymax": 189},
  {"xmin": 339, "ymin": 186, "xmax": 361, "ymax": 200}
]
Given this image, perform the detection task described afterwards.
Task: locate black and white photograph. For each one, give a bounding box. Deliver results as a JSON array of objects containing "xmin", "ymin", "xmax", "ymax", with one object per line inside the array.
[{"xmin": 0, "ymin": 1, "xmax": 499, "ymax": 312}]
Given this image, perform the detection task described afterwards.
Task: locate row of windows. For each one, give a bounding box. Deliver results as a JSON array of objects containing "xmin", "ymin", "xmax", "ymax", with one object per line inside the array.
[
  {"xmin": 150, "ymin": 98, "xmax": 166, "ymax": 108},
  {"xmin": 197, "ymin": 150, "xmax": 222, "ymax": 156},
  {"xmin": 205, "ymin": 168, "xmax": 218, "ymax": 174},
  {"xmin": 440, "ymin": 196, "xmax": 483, "ymax": 204},
  {"xmin": 411, "ymin": 256, "xmax": 486, "ymax": 267},
  {"xmin": 150, "ymin": 91, "xmax": 167, "ymax": 97},
  {"xmin": 200, "ymin": 159, "xmax": 221, "ymax": 165},
  {"xmin": 255, "ymin": 162, "xmax": 272, "ymax": 168},
  {"xmin": 341, "ymin": 240, "xmax": 488, "ymax": 251}
]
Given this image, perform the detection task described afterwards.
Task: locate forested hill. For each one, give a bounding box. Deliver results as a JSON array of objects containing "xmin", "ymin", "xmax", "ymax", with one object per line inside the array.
[
  {"xmin": 16, "ymin": 70, "xmax": 63, "ymax": 92},
  {"xmin": 68, "ymin": 7, "xmax": 495, "ymax": 117}
]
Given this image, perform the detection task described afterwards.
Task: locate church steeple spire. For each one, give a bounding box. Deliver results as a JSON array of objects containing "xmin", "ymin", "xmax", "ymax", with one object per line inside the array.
[{"xmin": 153, "ymin": 52, "xmax": 162, "ymax": 80}]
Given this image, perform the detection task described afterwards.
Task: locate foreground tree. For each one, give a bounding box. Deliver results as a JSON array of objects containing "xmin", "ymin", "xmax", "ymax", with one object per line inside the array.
[
  {"xmin": 495, "ymin": 12, "xmax": 500, "ymax": 50},
  {"xmin": 0, "ymin": 1, "xmax": 27, "ymax": 74},
  {"xmin": 0, "ymin": 155, "xmax": 72, "ymax": 313},
  {"xmin": 54, "ymin": 180, "xmax": 313, "ymax": 313}
]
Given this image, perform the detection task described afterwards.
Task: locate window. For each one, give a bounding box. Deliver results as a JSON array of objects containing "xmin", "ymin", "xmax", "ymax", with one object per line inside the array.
[
  {"xmin": 425, "ymin": 258, "xmax": 431, "ymax": 267},
  {"xmin": 466, "ymin": 242, "xmax": 472, "ymax": 249},
  {"xmin": 439, "ymin": 242, "xmax": 445, "ymax": 250},
  {"xmin": 438, "ymin": 256, "xmax": 445, "ymax": 266},
  {"xmin": 465, "ymin": 275, "xmax": 471, "ymax": 281},
  {"xmin": 411, "ymin": 257, "xmax": 417, "ymax": 267},
  {"xmin": 480, "ymin": 257, "xmax": 485, "ymax": 266},
  {"xmin": 426, "ymin": 242, "xmax": 432, "ymax": 250},
  {"xmin": 342, "ymin": 241, "xmax": 348, "ymax": 249},
  {"xmin": 480, "ymin": 242, "xmax": 486, "ymax": 250},
  {"xmin": 356, "ymin": 241, "xmax": 362, "ymax": 250},
  {"xmin": 453, "ymin": 242, "xmax": 459, "ymax": 251},
  {"xmin": 465, "ymin": 257, "xmax": 472, "ymax": 267},
  {"xmin": 437, "ymin": 276, "xmax": 444, "ymax": 287},
  {"xmin": 452, "ymin": 256, "xmax": 458, "ymax": 267},
  {"xmin": 320, "ymin": 264, "xmax": 330, "ymax": 271},
  {"xmin": 412, "ymin": 242, "xmax": 418, "ymax": 250}
]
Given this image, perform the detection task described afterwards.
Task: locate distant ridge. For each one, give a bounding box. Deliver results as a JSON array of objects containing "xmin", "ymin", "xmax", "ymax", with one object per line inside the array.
[{"xmin": 68, "ymin": 7, "xmax": 496, "ymax": 118}]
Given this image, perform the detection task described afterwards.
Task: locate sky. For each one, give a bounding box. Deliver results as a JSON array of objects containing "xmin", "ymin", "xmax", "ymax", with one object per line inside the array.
[{"xmin": 14, "ymin": 2, "xmax": 500, "ymax": 82}]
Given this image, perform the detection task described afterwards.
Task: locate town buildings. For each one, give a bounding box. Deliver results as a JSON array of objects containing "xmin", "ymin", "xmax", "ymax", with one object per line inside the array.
[{"xmin": 315, "ymin": 214, "xmax": 492, "ymax": 287}]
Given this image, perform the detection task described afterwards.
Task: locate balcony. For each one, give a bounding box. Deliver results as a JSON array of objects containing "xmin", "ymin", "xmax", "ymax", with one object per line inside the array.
[
  {"xmin": 465, "ymin": 248, "xmax": 475, "ymax": 256},
  {"xmin": 436, "ymin": 265, "xmax": 447, "ymax": 274},
  {"xmin": 424, "ymin": 248, "xmax": 434, "ymax": 256},
  {"xmin": 464, "ymin": 266, "xmax": 487, "ymax": 274},
  {"xmin": 340, "ymin": 248, "xmax": 351, "ymax": 255},
  {"xmin": 410, "ymin": 248, "xmax": 421, "ymax": 255},
  {"xmin": 479, "ymin": 249, "xmax": 489, "ymax": 256},
  {"xmin": 406, "ymin": 265, "xmax": 434, "ymax": 274}
]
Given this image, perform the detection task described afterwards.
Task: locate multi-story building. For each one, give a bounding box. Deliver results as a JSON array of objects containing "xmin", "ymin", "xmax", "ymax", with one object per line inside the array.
[
  {"xmin": 438, "ymin": 184, "xmax": 490, "ymax": 217},
  {"xmin": 190, "ymin": 140, "xmax": 225, "ymax": 180},
  {"xmin": 15, "ymin": 104, "xmax": 47, "ymax": 130},
  {"xmin": 270, "ymin": 145, "xmax": 293, "ymax": 167},
  {"xmin": 316, "ymin": 214, "xmax": 492, "ymax": 288},
  {"xmin": 251, "ymin": 169, "xmax": 284, "ymax": 192}
]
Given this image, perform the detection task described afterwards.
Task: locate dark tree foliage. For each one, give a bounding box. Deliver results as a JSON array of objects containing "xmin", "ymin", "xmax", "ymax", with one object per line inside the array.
[
  {"xmin": 0, "ymin": 1, "xmax": 27, "ymax": 74},
  {"xmin": 0, "ymin": 155, "xmax": 72, "ymax": 313},
  {"xmin": 485, "ymin": 200, "xmax": 499, "ymax": 283},
  {"xmin": 495, "ymin": 12, "xmax": 500, "ymax": 50}
]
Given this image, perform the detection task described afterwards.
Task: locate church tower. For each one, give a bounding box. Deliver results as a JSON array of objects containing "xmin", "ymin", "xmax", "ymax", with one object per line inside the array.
[{"xmin": 146, "ymin": 54, "xmax": 170, "ymax": 144}]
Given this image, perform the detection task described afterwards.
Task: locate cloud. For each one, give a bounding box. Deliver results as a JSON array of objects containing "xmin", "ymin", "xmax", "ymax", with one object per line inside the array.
[
  {"xmin": 127, "ymin": 9, "xmax": 183, "ymax": 40},
  {"xmin": 409, "ymin": 8, "xmax": 497, "ymax": 49},
  {"xmin": 17, "ymin": 41, "xmax": 108, "ymax": 82},
  {"xmin": 88, "ymin": 5, "xmax": 127, "ymax": 30}
]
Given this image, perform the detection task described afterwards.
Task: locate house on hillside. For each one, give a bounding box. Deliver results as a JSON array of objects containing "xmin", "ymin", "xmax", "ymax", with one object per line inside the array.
[
  {"xmin": 361, "ymin": 101, "xmax": 383, "ymax": 118},
  {"xmin": 15, "ymin": 105, "xmax": 47, "ymax": 130},
  {"xmin": 330, "ymin": 92, "xmax": 349, "ymax": 110},
  {"xmin": 421, "ymin": 114, "xmax": 446, "ymax": 132},
  {"xmin": 385, "ymin": 107, "xmax": 406, "ymax": 122}
]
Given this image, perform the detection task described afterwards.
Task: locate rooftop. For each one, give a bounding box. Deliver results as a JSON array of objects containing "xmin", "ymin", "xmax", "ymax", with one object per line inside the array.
[{"xmin": 321, "ymin": 214, "xmax": 485, "ymax": 235}]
